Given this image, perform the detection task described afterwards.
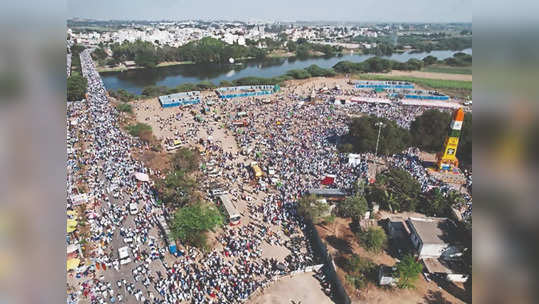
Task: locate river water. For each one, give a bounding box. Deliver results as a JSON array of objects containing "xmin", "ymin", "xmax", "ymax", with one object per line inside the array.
[{"xmin": 101, "ymin": 48, "xmax": 471, "ymax": 95}]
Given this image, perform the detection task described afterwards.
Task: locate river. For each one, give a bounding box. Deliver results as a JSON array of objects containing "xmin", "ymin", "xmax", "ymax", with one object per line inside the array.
[{"xmin": 101, "ymin": 48, "xmax": 472, "ymax": 95}]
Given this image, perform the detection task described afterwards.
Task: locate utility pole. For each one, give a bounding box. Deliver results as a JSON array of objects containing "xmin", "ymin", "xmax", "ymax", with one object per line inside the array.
[{"xmin": 374, "ymin": 122, "xmax": 385, "ymax": 156}]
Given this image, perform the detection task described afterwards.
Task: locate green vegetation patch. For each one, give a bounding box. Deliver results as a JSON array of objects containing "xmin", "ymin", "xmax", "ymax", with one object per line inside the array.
[{"xmin": 358, "ymin": 74, "xmax": 472, "ymax": 91}]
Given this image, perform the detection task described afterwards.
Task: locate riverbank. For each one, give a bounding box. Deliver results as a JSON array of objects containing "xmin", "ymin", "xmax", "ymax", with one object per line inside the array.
[
  {"xmin": 101, "ymin": 49, "xmax": 472, "ymax": 95},
  {"xmin": 97, "ymin": 60, "xmax": 195, "ymax": 72}
]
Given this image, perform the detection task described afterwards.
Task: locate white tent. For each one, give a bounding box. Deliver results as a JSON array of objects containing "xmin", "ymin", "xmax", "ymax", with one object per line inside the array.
[
  {"xmin": 134, "ymin": 172, "xmax": 150, "ymax": 182},
  {"xmin": 67, "ymin": 244, "xmax": 79, "ymax": 254},
  {"xmin": 348, "ymin": 153, "xmax": 362, "ymax": 166}
]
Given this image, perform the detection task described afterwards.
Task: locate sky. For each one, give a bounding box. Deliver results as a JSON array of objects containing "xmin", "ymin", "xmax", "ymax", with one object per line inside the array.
[{"xmin": 68, "ymin": 0, "xmax": 471, "ymax": 23}]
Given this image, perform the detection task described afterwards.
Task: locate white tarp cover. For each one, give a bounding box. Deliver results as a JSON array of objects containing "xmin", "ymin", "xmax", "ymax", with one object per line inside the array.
[
  {"xmin": 348, "ymin": 153, "xmax": 362, "ymax": 166},
  {"xmin": 134, "ymin": 172, "xmax": 150, "ymax": 182},
  {"xmin": 67, "ymin": 244, "xmax": 79, "ymax": 253}
]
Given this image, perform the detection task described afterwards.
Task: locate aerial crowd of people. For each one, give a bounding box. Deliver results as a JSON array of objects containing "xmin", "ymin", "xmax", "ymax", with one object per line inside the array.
[{"xmin": 67, "ymin": 49, "xmax": 472, "ymax": 304}]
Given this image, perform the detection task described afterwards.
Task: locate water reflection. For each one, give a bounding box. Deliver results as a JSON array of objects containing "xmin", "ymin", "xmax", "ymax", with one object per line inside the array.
[{"xmin": 102, "ymin": 49, "xmax": 471, "ymax": 94}]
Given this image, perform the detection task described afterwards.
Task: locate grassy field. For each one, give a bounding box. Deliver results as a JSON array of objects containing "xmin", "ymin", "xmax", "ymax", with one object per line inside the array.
[
  {"xmin": 358, "ymin": 74, "xmax": 472, "ymax": 91},
  {"xmin": 422, "ymin": 65, "xmax": 472, "ymax": 75}
]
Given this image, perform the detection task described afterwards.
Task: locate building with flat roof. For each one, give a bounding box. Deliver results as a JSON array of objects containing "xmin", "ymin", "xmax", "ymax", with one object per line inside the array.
[
  {"xmin": 307, "ymin": 188, "xmax": 347, "ymax": 201},
  {"xmin": 158, "ymin": 91, "xmax": 201, "ymax": 108},
  {"xmin": 406, "ymin": 217, "xmax": 459, "ymax": 259}
]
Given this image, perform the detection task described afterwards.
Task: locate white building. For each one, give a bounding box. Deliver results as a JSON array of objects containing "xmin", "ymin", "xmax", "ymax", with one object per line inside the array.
[{"xmin": 406, "ymin": 217, "xmax": 459, "ymax": 259}]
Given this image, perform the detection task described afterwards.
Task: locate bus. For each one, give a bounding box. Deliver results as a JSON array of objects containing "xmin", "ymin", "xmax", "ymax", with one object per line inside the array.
[
  {"xmin": 217, "ymin": 194, "xmax": 241, "ymax": 225},
  {"xmin": 250, "ymin": 162, "xmax": 263, "ymax": 179}
]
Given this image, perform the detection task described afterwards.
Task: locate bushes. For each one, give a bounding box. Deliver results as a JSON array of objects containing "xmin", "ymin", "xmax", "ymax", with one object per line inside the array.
[
  {"xmin": 357, "ymin": 226, "xmax": 387, "ymax": 253},
  {"xmin": 170, "ymin": 202, "xmax": 223, "ymax": 249},
  {"xmin": 394, "ymin": 254, "xmax": 423, "ymax": 289},
  {"xmin": 305, "ymin": 64, "xmax": 336, "ymax": 77},
  {"xmin": 109, "ymin": 88, "xmax": 136, "ymax": 102},
  {"xmin": 343, "ymin": 254, "xmax": 377, "ymax": 290},
  {"xmin": 297, "ymin": 194, "xmax": 331, "ymax": 224},
  {"xmin": 126, "ymin": 123, "xmax": 152, "ymax": 137},
  {"xmin": 336, "ymin": 195, "xmax": 368, "ymax": 221},
  {"xmin": 286, "ymin": 69, "xmax": 311, "ymax": 79},
  {"xmin": 116, "ymin": 103, "xmax": 132, "ymax": 113},
  {"xmin": 67, "ymin": 75, "xmax": 87, "ymax": 101}
]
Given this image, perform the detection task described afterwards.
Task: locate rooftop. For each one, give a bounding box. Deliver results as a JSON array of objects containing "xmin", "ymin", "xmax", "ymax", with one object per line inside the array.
[{"xmin": 407, "ymin": 217, "xmax": 456, "ymax": 245}]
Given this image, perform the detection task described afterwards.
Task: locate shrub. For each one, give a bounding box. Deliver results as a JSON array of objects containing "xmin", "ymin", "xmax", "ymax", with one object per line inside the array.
[
  {"xmin": 358, "ymin": 226, "xmax": 387, "ymax": 253},
  {"xmin": 116, "ymin": 103, "xmax": 132, "ymax": 113},
  {"xmin": 126, "ymin": 123, "xmax": 152, "ymax": 137}
]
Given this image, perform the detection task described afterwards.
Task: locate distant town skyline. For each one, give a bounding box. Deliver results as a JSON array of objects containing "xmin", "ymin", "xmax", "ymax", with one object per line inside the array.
[{"xmin": 68, "ymin": 0, "xmax": 471, "ymax": 23}]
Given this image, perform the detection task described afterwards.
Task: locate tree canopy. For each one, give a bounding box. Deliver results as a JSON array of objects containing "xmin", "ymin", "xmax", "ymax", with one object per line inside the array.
[
  {"xmin": 297, "ymin": 194, "xmax": 331, "ymax": 224},
  {"xmin": 337, "ymin": 195, "xmax": 368, "ymax": 221},
  {"xmin": 366, "ymin": 168, "xmax": 422, "ymax": 212},
  {"xmin": 67, "ymin": 75, "xmax": 87, "ymax": 101},
  {"xmin": 394, "ymin": 254, "xmax": 423, "ymax": 289},
  {"xmin": 344, "ymin": 116, "xmax": 411, "ymax": 156},
  {"xmin": 410, "ymin": 109, "xmax": 472, "ymax": 168},
  {"xmin": 170, "ymin": 203, "xmax": 223, "ymax": 248},
  {"xmin": 358, "ymin": 226, "xmax": 387, "ymax": 253}
]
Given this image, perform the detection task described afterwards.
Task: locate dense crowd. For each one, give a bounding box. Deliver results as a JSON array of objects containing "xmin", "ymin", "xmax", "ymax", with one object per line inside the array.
[
  {"xmin": 67, "ymin": 51, "xmax": 472, "ymax": 304},
  {"xmin": 67, "ymin": 49, "xmax": 318, "ymax": 304}
]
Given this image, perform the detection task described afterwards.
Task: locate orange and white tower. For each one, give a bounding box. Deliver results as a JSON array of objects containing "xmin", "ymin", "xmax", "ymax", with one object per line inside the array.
[{"xmin": 437, "ymin": 108, "xmax": 465, "ymax": 171}]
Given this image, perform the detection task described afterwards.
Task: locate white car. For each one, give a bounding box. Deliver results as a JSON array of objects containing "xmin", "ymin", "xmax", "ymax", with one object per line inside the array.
[
  {"xmin": 118, "ymin": 246, "xmax": 131, "ymax": 265},
  {"xmin": 129, "ymin": 203, "xmax": 138, "ymax": 215}
]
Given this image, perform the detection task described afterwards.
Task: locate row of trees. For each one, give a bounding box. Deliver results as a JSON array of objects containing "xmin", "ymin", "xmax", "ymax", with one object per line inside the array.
[
  {"xmin": 67, "ymin": 44, "xmax": 87, "ymax": 102},
  {"xmin": 106, "ymin": 38, "xmax": 268, "ymax": 68},
  {"xmin": 341, "ymin": 110, "xmax": 472, "ymax": 169},
  {"xmin": 67, "ymin": 75, "xmax": 87, "ymax": 101},
  {"xmin": 333, "ymin": 56, "xmax": 425, "ymax": 74},
  {"xmin": 361, "ymin": 36, "xmax": 472, "ymax": 55},
  {"xmin": 287, "ymin": 38, "xmax": 343, "ymax": 58},
  {"xmin": 333, "ymin": 52, "xmax": 472, "ymax": 74},
  {"xmin": 365, "ymin": 167, "xmax": 466, "ymax": 216}
]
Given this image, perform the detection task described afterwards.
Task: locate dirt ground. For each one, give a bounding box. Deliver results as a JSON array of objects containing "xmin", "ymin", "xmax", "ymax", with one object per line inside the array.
[
  {"xmin": 249, "ymin": 272, "xmax": 335, "ymax": 304},
  {"xmin": 378, "ymin": 70, "xmax": 472, "ymax": 82},
  {"xmin": 316, "ymin": 217, "xmax": 468, "ymax": 304}
]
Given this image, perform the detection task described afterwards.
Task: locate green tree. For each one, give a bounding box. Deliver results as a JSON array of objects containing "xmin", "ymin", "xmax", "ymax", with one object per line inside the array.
[
  {"xmin": 287, "ymin": 40, "xmax": 297, "ymax": 52},
  {"xmin": 286, "ymin": 69, "xmax": 312, "ymax": 79},
  {"xmin": 305, "ymin": 64, "xmax": 336, "ymax": 77},
  {"xmin": 344, "ymin": 254, "xmax": 377, "ymax": 290},
  {"xmin": 126, "ymin": 123, "xmax": 152, "ymax": 137},
  {"xmin": 358, "ymin": 226, "xmax": 387, "ymax": 253},
  {"xmin": 410, "ymin": 109, "xmax": 452, "ymax": 152},
  {"xmin": 410, "ymin": 110, "xmax": 472, "ymax": 168},
  {"xmin": 337, "ymin": 195, "xmax": 368, "ymax": 222},
  {"xmin": 116, "ymin": 103, "xmax": 132, "ymax": 113},
  {"xmin": 170, "ymin": 203, "xmax": 223, "ymax": 248},
  {"xmin": 394, "ymin": 254, "xmax": 423, "ymax": 289},
  {"xmin": 67, "ymin": 75, "xmax": 87, "ymax": 101},
  {"xmin": 135, "ymin": 49, "xmax": 159, "ymax": 68},
  {"xmin": 345, "ymin": 116, "xmax": 411, "ymax": 156},
  {"xmin": 171, "ymin": 148, "xmax": 200, "ymax": 173},
  {"xmin": 295, "ymin": 45, "xmax": 310, "ymax": 58},
  {"xmin": 297, "ymin": 194, "xmax": 331, "ymax": 224},
  {"xmin": 367, "ymin": 168, "xmax": 422, "ymax": 212},
  {"xmin": 422, "ymin": 55, "xmax": 438, "ymax": 66}
]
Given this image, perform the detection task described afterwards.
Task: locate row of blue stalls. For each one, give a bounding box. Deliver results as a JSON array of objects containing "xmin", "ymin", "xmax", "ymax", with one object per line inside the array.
[
  {"xmin": 158, "ymin": 91, "xmax": 201, "ymax": 108},
  {"xmin": 355, "ymin": 80, "xmax": 414, "ymax": 89},
  {"xmin": 216, "ymin": 85, "xmax": 280, "ymax": 99},
  {"xmin": 388, "ymin": 90, "xmax": 450, "ymax": 100}
]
